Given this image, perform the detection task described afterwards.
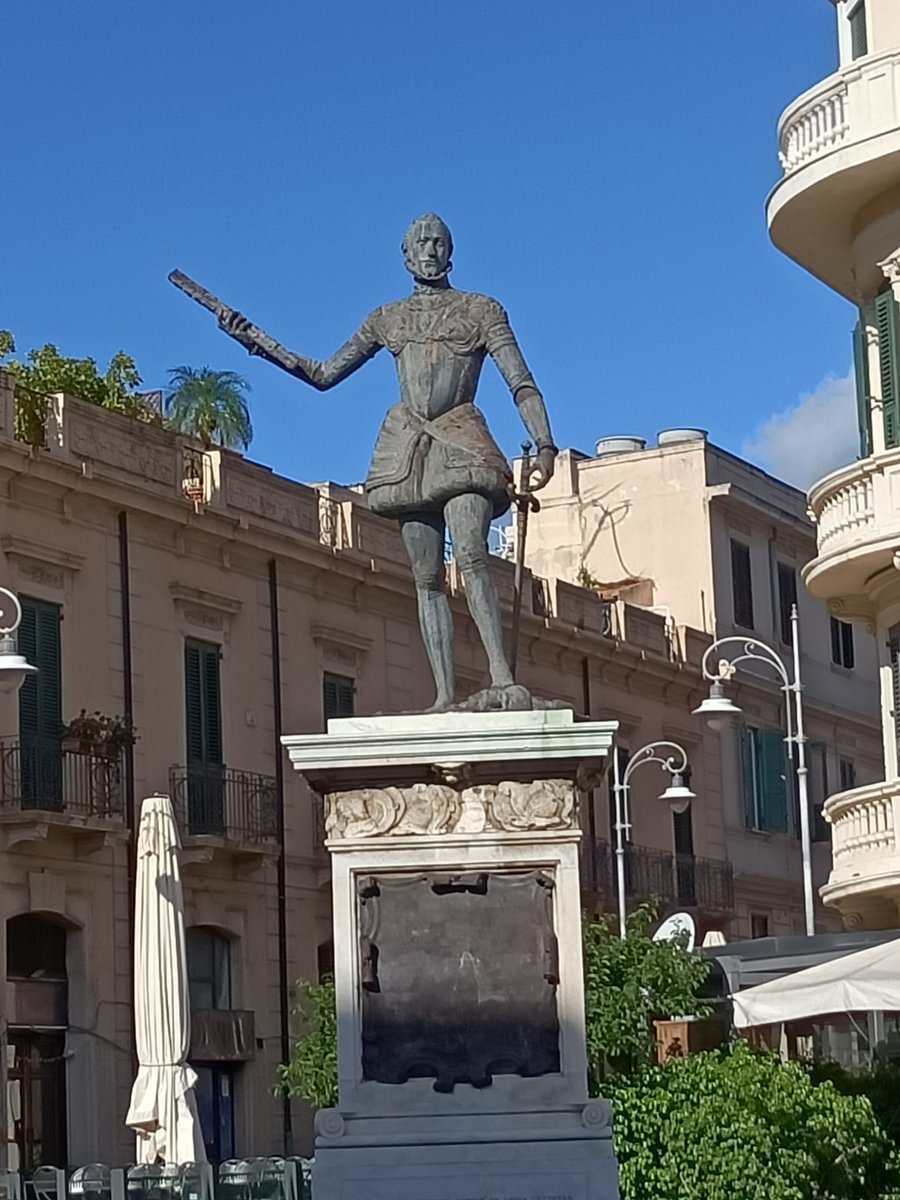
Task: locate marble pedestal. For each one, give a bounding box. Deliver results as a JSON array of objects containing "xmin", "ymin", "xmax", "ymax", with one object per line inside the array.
[{"xmin": 283, "ymin": 710, "xmax": 620, "ymax": 1200}]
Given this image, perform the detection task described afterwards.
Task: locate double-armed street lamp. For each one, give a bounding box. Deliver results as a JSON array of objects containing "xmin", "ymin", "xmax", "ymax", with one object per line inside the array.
[
  {"xmin": 611, "ymin": 741, "xmax": 696, "ymax": 938},
  {"xmin": 0, "ymin": 587, "xmax": 38, "ymax": 695},
  {"xmin": 692, "ymin": 603, "xmax": 814, "ymax": 937}
]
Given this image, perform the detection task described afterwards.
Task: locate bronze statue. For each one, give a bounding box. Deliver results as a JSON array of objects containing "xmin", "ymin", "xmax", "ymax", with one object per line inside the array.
[{"xmin": 171, "ymin": 214, "xmax": 557, "ymax": 711}]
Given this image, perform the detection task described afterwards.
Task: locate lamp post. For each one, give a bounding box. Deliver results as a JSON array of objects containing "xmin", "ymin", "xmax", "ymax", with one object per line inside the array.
[
  {"xmin": 692, "ymin": 603, "xmax": 813, "ymax": 937},
  {"xmin": 0, "ymin": 587, "xmax": 37, "ymax": 695},
  {"xmin": 612, "ymin": 741, "xmax": 695, "ymax": 939}
]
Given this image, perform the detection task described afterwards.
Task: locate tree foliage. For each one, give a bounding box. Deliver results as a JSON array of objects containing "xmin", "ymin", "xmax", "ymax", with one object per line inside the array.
[
  {"xmin": 0, "ymin": 330, "xmax": 153, "ymax": 443},
  {"xmin": 166, "ymin": 365, "xmax": 253, "ymax": 449},
  {"xmin": 583, "ymin": 903, "xmax": 710, "ymax": 1083},
  {"xmin": 607, "ymin": 1041, "xmax": 900, "ymax": 1200},
  {"xmin": 277, "ymin": 976, "xmax": 338, "ymax": 1110}
]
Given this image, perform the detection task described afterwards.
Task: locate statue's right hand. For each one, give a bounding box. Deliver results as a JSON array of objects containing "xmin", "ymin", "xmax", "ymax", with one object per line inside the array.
[{"xmin": 218, "ymin": 309, "xmax": 255, "ymax": 348}]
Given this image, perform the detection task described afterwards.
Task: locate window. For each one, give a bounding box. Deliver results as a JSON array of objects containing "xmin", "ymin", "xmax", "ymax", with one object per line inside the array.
[
  {"xmin": 7, "ymin": 915, "xmax": 67, "ymax": 980},
  {"xmin": 730, "ymin": 540, "xmax": 754, "ymax": 629},
  {"xmin": 777, "ymin": 563, "xmax": 798, "ymax": 645},
  {"xmin": 751, "ymin": 913, "xmax": 770, "ymax": 940},
  {"xmin": 849, "ymin": 1, "xmax": 868, "ymax": 60},
  {"xmin": 323, "ymin": 672, "xmax": 355, "ymax": 724},
  {"xmin": 17, "ymin": 597, "xmax": 63, "ymax": 810},
  {"xmin": 809, "ymin": 743, "xmax": 830, "ymax": 842},
  {"xmin": 184, "ymin": 639, "xmax": 224, "ymax": 835},
  {"xmin": 186, "ymin": 927, "xmax": 232, "ymax": 1011},
  {"xmin": 830, "ymin": 617, "xmax": 854, "ymax": 669},
  {"xmin": 876, "ymin": 290, "xmax": 900, "ymax": 448},
  {"xmin": 839, "ymin": 757, "xmax": 857, "ymax": 793},
  {"xmin": 740, "ymin": 726, "xmax": 788, "ymax": 833}
]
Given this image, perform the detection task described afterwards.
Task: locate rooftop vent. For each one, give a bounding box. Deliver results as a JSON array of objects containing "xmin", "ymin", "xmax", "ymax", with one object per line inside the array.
[
  {"xmin": 657, "ymin": 428, "xmax": 708, "ymax": 447},
  {"xmin": 595, "ymin": 436, "xmax": 646, "ymax": 458}
]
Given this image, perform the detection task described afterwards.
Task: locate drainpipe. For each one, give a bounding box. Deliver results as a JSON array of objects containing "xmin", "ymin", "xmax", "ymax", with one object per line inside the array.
[
  {"xmin": 581, "ymin": 656, "xmax": 598, "ymax": 886},
  {"xmin": 268, "ymin": 558, "xmax": 293, "ymax": 1155},
  {"xmin": 118, "ymin": 513, "xmax": 136, "ymax": 1025}
]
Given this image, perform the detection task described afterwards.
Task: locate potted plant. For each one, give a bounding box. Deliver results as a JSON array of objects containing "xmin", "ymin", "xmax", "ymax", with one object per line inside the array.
[{"xmin": 61, "ymin": 710, "xmax": 139, "ymax": 758}]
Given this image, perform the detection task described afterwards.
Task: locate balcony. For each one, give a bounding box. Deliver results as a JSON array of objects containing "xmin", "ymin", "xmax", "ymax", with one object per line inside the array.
[
  {"xmin": 0, "ymin": 738, "xmax": 127, "ymax": 850},
  {"xmin": 803, "ymin": 450, "xmax": 900, "ymax": 614},
  {"xmin": 768, "ymin": 46, "xmax": 900, "ymax": 299},
  {"xmin": 580, "ymin": 839, "xmax": 734, "ymax": 916},
  {"xmin": 169, "ymin": 763, "xmax": 278, "ymax": 864},
  {"xmin": 821, "ymin": 780, "xmax": 900, "ymax": 927}
]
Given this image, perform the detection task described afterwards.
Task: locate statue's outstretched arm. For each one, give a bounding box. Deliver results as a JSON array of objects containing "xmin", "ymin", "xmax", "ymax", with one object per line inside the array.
[{"xmin": 220, "ymin": 310, "xmax": 382, "ymax": 392}]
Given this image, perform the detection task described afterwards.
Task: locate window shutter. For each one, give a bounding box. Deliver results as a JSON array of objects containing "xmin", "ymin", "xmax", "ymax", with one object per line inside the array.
[
  {"xmin": 731, "ymin": 541, "xmax": 754, "ymax": 629},
  {"xmin": 323, "ymin": 673, "xmax": 355, "ymax": 724},
  {"xmin": 853, "ymin": 319, "xmax": 872, "ymax": 457},
  {"xmin": 202, "ymin": 645, "xmax": 223, "ymax": 764},
  {"xmin": 849, "ymin": 1, "xmax": 868, "ymax": 60},
  {"xmin": 876, "ymin": 291, "xmax": 900, "ymax": 448},
  {"xmin": 185, "ymin": 640, "xmax": 222, "ymax": 764},
  {"xmin": 185, "ymin": 642, "xmax": 205, "ymax": 763},
  {"xmin": 740, "ymin": 726, "xmax": 757, "ymax": 829},
  {"xmin": 891, "ymin": 628, "xmax": 900, "ymax": 767},
  {"xmin": 777, "ymin": 563, "xmax": 797, "ymax": 645},
  {"xmin": 757, "ymin": 729, "xmax": 788, "ymax": 833},
  {"xmin": 18, "ymin": 598, "xmax": 61, "ymax": 739}
]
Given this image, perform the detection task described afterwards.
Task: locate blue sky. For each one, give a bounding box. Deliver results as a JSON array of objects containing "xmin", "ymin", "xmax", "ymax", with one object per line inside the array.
[{"xmin": 2, "ymin": 1, "xmax": 854, "ymax": 489}]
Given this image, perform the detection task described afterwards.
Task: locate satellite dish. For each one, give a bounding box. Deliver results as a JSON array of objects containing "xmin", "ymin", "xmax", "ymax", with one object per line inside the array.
[{"xmin": 653, "ymin": 911, "xmax": 696, "ymax": 951}]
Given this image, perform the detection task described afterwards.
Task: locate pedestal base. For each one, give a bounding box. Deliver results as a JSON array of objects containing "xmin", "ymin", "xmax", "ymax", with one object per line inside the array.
[{"xmin": 313, "ymin": 1108, "xmax": 619, "ymax": 1200}]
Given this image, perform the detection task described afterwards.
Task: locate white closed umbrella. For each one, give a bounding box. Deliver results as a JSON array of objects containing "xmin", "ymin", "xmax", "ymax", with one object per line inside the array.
[
  {"xmin": 126, "ymin": 795, "xmax": 207, "ymax": 1163},
  {"xmin": 733, "ymin": 936, "xmax": 900, "ymax": 1029}
]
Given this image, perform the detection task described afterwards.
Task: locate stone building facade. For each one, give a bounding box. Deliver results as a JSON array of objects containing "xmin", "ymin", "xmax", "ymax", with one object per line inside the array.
[{"xmin": 0, "ymin": 373, "xmax": 867, "ymax": 1166}]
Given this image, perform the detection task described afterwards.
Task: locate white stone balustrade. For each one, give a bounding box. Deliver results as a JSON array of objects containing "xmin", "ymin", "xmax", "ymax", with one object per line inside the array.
[
  {"xmin": 821, "ymin": 780, "xmax": 900, "ymax": 921},
  {"xmin": 780, "ymin": 79, "xmax": 848, "ymax": 173},
  {"xmin": 811, "ymin": 465, "xmax": 876, "ymax": 555},
  {"xmin": 778, "ymin": 46, "xmax": 900, "ymax": 177}
]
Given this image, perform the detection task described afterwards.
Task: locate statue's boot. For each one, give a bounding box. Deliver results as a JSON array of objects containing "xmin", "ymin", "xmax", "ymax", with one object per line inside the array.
[
  {"xmin": 416, "ymin": 588, "xmax": 455, "ymax": 710},
  {"xmin": 460, "ymin": 566, "xmax": 514, "ymax": 688}
]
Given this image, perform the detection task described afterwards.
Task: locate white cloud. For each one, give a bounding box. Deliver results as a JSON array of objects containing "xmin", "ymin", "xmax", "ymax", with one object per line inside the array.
[{"xmin": 742, "ymin": 371, "xmax": 858, "ymax": 490}]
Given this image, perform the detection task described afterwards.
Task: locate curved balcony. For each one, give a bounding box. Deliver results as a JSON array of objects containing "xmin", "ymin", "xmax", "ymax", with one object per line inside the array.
[
  {"xmin": 768, "ymin": 46, "xmax": 900, "ymax": 300},
  {"xmin": 803, "ymin": 449, "xmax": 900, "ymax": 613},
  {"xmin": 821, "ymin": 780, "xmax": 900, "ymax": 927}
]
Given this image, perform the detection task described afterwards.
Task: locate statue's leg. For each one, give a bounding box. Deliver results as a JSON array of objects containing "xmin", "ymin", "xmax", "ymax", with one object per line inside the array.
[
  {"xmin": 399, "ymin": 512, "xmax": 455, "ymax": 710},
  {"xmin": 445, "ymin": 493, "xmax": 514, "ymax": 688}
]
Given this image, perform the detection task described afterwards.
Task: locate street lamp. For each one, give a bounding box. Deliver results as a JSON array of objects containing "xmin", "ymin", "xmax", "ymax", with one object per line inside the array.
[
  {"xmin": 0, "ymin": 587, "xmax": 37, "ymax": 695},
  {"xmin": 612, "ymin": 741, "xmax": 695, "ymax": 939},
  {"xmin": 692, "ymin": 603, "xmax": 813, "ymax": 937}
]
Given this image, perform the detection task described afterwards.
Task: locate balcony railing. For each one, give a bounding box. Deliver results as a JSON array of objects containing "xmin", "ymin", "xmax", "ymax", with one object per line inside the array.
[
  {"xmin": 779, "ymin": 76, "xmax": 849, "ymax": 173},
  {"xmin": 580, "ymin": 838, "xmax": 734, "ymax": 914},
  {"xmin": 0, "ymin": 738, "xmax": 125, "ymax": 820},
  {"xmin": 821, "ymin": 780, "xmax": 900, "ymax": 918},
  {"xmin": 169, "ymin": 763, "xmax": 277, "ymax": 845}
]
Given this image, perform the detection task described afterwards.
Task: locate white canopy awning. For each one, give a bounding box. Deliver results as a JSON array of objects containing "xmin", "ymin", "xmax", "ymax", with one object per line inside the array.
[{"xmin": 733, "ymin": 935, "xmax": 900, "ymax": 1028}]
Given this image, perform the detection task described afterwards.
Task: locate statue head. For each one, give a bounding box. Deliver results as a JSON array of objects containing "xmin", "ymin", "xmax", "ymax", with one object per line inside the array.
[{"xmin": 402, "ymin": 213, "xmax": 453, "ymax": 283}]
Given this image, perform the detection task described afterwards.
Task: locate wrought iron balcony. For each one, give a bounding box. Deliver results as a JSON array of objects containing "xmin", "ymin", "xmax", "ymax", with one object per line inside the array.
[
  {"xmin": 580, "ymin": 838, "xmax": 734, "ymax": 914},
  {"xmin": 169, "ymin": 763, "xmax": 277, "ymax": 846},
  {"xmin": 0, "ymin": 737, "xmax": 125, "ymax": 821}
]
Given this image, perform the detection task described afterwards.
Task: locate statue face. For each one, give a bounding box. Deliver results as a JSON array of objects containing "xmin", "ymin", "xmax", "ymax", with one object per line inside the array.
[{"xmin": 405, "ymin": 220, "xmax": 451, "ymax": 282}]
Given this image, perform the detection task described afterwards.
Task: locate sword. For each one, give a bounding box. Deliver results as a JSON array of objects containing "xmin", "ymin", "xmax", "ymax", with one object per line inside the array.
[{"xmin": 509, "ymin": 440, "xmax": 541, "ymax": 680}]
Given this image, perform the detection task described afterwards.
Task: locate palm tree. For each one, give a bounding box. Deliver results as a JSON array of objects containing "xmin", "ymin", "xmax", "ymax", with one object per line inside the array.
[{"xmin": 166, "ymin": 366, "xmax": 253, "ymax": 450}]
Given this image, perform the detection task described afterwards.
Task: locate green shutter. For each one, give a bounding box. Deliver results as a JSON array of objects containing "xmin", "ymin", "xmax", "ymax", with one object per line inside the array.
[
  {"xmin": 876, "ymin": 292, "xmax": 900, "ymax": 448},
  {"xmin": 184, "ymin": 639, "xmax": 222, "ymax": 764},
  {"xmin": 853, "ymin": 319, "xmax": 872, "ymax": 457},
  {"xmin": 18, "ymin": 598, "xmax": 61, "ymax": 739},
  {"xmin": 740, "ymin": 727, "xmax": 757, "ymax": 829},
  {"xmin": 757, "ymin": 729, "xmax": 788, "ymax": 833}
]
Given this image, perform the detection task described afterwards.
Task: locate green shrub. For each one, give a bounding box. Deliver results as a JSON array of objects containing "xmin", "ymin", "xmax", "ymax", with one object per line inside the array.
[
  {"xmin": 277, "ymin": 976, "xmax": 338, "ymax": 1110},
  {"xmin": 606, "ymin": 1041, "xmax": 900, "ymax": 1200}
]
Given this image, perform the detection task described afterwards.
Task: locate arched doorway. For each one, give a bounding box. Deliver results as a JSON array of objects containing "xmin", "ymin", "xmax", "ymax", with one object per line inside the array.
[
  {"xmin": 186, "ymin": 926, "xmax": 237, "ymax": 1162},
  {"xmin": 6, "ymin": 915, "xmax": 68, "ymax": 1170}
]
